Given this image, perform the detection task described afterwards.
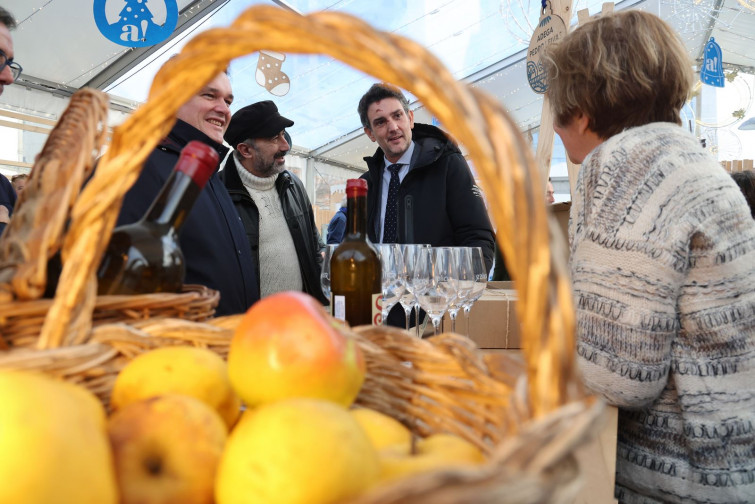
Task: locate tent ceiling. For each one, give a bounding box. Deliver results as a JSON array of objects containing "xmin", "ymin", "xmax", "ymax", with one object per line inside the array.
[{"xmin": 1, "ymin": 0, "xmax": 754, "ymax": 168}]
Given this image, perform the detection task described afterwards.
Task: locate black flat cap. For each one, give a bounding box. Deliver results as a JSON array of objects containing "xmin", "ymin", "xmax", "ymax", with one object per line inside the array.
[{"xmin": 224, "ymin": 100, "xmax": 294, "ymax": 147}]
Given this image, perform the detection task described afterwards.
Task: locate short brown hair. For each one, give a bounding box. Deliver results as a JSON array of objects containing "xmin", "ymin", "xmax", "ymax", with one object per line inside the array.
[
  {"xmin": 543, "ymin": 10, "xmax": 693, "ymax": 139},
  {"xmin": 0, "ymin": 7, "xmax": 16, "ymax": 30},
  {"xmin": 357, "ymin": 83, "xmax": 410, "ymax": 129}
]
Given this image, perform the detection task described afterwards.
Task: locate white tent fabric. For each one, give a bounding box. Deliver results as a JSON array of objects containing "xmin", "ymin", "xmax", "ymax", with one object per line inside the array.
[{"xmin": 0, "ymin": 0, "xmax": 753, "ymax": 191}]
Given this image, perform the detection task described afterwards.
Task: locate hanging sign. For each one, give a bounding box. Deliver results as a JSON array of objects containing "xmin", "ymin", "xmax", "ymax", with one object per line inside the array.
[
  {"xmin": 701, "ymin": 37, "xmax": 725, "ymax": 88},
  {"xmin": 94, "ymin": 0, "xmax": 178, "ymax": 48},
  {"xmin": 526, "ymin": 1, "xmax": 567, "ymax": 94},
  {"xmin": 255, "ymin": 51, "xmax": 291, "ymax": 96}
]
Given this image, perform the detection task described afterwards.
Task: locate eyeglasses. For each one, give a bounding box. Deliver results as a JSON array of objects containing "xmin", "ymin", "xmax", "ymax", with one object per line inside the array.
[{"xmin": 0, "ymin": 50, "xmax": 22, "ymax": 82}]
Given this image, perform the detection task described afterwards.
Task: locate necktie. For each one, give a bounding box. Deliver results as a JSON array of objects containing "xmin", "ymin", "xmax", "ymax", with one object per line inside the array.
[{"xmin": 382, "ymin": 163, "xmax": 401, "ymax": 243}]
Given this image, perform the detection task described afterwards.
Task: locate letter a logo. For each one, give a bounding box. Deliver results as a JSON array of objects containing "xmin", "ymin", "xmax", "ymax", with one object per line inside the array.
[{"xmin": 94, "ymin": 0, "xmax": 178, "ymax": 48}]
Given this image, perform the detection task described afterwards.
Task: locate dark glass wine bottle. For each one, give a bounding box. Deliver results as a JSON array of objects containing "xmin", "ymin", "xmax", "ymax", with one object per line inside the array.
[
  {"xmin": 330, "ymin": 178, "xmax": 382, "ymax": 326},
  {"xmin": 96, "ymin": 140, "xmax": 219, "ymax": 295}
]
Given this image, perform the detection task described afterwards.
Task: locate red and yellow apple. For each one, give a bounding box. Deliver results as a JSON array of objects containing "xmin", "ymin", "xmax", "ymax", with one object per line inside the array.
[
  {"xmin": 107, "ymin": 394, "xmax": 227, "ymax": 504},
  {"xmin": 228, "ymin": 291, "xmax": 366, "ymax": 408}
]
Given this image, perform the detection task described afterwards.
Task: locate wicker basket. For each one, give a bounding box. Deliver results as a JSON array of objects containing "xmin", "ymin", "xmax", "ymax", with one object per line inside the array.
[
  {"xmin": 0, "ymin": 6, "xmax": 604, "ymax": 503},
  {"xmin": 0, "ymin": 89, "xmax": 219, "ymax": 350}
]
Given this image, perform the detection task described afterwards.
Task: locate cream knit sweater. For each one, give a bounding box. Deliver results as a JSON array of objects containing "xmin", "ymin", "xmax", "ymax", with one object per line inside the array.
[
  {"xmin": 570, "ymin": 123, "xmax": 755, "ymax": 503},
  {"xmin": 234, "ymin": 157, "xmax": 302, "ymax": 298}
]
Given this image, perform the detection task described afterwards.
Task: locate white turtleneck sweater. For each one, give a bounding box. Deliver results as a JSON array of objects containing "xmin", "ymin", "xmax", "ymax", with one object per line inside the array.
[{"xmin": 234, "ymin": 156, "xmax": 303, "ymax": 298}]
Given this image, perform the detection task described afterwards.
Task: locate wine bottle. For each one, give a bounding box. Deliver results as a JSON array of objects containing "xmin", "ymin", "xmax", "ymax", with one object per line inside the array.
[
  {"xmin": 330, "ymin": 178, "xmax": 382, "ymax": 325},
  {"xmin": 96, "ymin": 140, "xmax": 219, "ymax": 295}
]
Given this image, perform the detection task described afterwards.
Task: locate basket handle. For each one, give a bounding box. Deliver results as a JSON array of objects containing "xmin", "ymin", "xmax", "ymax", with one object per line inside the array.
[{"xmin": 44, "ymin": 6, "xmax": 576, "ymax": 416}]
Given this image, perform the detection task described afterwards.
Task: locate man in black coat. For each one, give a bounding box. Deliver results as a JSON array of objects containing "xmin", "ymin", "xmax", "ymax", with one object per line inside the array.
[
  {"xmin": 358, "ymin": 82, "xmax": 495, "ymax": 327},
  {"xmin": 116, "ymin": 71, "xmax": 259, "ymax": 316},
  {"xmin": 0, "ymin": 7, "xmax": 20, "ymax": 235},
  {"xmin": 220, "ymin": 101, "xmax": 327, "ymax": 304}
]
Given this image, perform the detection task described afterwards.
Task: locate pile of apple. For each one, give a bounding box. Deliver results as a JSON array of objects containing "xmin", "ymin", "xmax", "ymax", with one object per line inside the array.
[{"xmin": 0, "ymin": 292, "xmax": 485, "ymax": 504}]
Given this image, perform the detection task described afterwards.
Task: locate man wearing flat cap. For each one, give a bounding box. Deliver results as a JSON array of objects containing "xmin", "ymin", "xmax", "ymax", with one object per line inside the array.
[{"xmin": 220, "ymin": 100, "xmax": 327, "ymax": 304}]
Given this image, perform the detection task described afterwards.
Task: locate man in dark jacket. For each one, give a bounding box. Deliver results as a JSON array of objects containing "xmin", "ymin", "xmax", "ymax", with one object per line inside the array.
[
  {"xmin": 220, "ymin": 101, "xmax": 327, "ymax": 304},
  {"xmin": 116, "ymin": 71, "xmax": 259, "ymax": 316},
  {"xmin": 358, "ymin": 82, "xmax": 495, "ymax": 327},
  {"xmin": 0, "ymin": 7, "xmax": 20, "ymax": 235},
  {"xmin": 326, "ymin": 199, "xmax": 347, "ymax": 244}
]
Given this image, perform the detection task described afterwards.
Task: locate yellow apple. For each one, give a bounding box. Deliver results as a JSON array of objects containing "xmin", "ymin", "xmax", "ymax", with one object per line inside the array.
[
  {"xmin": 215, "ymin": 398, "xmax": 380, "ymax": 504},
  {"xmin": 0, "ymin": 370, "xmax": 117, "ymax": 503},
  {"xmin": 111, "ymin": 345, "xmax": 241, "ymax": 429},
  {"xmin": 350, "ymin": 407, "xmax": 412, "ymax": 453},
  {"xmin": 107, "ymin": 394, "xmax": 227, "ymax": 504},
  {"xmin": 228, "ymin": 291, "xmax": 365, "ymax": 408},
  {"xmin": 379, "ymin": 433, "xmax": 485, "ymax": 483}
]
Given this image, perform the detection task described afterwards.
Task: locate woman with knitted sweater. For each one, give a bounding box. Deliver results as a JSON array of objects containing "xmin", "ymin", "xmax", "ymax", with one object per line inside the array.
[{"xmin": 543, "ymin": 11, "xmax": 755, "ymax": 503}]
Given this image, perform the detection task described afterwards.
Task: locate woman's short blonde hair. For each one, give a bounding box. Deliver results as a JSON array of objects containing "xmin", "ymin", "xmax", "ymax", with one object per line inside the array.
[{"xmin": 543, "ymin": 10, "xmax": 693, "ymax": 138}]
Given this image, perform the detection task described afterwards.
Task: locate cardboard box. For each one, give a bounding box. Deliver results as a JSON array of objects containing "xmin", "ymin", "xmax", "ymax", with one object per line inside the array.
[{"xmin": 444, "ymin": 281, "xmax": 521, "ymax": 349}]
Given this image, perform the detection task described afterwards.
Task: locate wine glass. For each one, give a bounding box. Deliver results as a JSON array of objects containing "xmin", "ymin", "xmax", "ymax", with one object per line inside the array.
[
  {"xmin": 446, "ymin": 247, "xmax": 474, "ymax": 333},
  {"xmin": 460, "ymin": 247, "xmax": 488, "ymax": 337},
  {"xmin": 414, "ymin": 247, "xmax": 458, "ymax": 336},
  {"xmin": 377, "ymin": 244, "xmax": 405, "ymax": 326},
  {"xmin": 409, "ymin": 244, "xmax": 432, "ymax": 336},
  {"xmin": 397, "ymin": 244, "xmax": 422, "ymax": 333},
  {"xmin": 320, "ymin": 244, "xmax": 338, "ymax": 306}
]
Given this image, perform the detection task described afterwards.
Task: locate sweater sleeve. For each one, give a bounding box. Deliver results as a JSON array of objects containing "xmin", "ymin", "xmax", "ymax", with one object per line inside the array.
[
  {"xmin": 570, "ymin": 140, "xmax": 683, "ymax": 409},
  {"xmin": 572, "ymin": 243, "xmax": 678, "ymax": 408}
]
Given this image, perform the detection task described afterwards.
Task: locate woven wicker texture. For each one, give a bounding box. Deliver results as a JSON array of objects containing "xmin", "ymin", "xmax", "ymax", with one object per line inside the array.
[
  {"xmin": 1, "ymin": 284, "xmax": 219, "ymax": 349},
  {"xmin": 0, "ymin": 6, "xmax": 603, "ymax": 502},
  {"xmin": 46, "ymin": 5, "xmax": 578, "ymax": 417},
  {"xmin": 0, "ymin": 89, "xmax": 108, "ymax": 303}
]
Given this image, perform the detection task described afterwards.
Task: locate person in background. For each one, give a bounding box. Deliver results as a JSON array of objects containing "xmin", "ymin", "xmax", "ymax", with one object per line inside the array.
[
  {"xmin": 116, "ymin": 69, "xmax": 258, "ymax": 316},
  {"xmin": 544, "ymin": 10, "xmax": 755, "ymax": 502},
  {"xmin": 11, "ymin": 173, "xmax": 27, "ymax": 194},
  {"xmin": 326, "ymin": 197, "xmax": 347, "ymax": 244},
  {"xmin": 221, "ymin": 101, "xmax": 327, "ymax": 304},
  {"xmin": 0, "ymin": 7, "xmax": 21, "ymax": 235},
  {"xmin": 357, "ymin": 82, "xmax": 495, "ymax": 326},
  {"xmin": 731, "ymin": 169, "xmax": 755, "ymax": 219},
  {"xmin": 545, "ymin": 177, "xmax": 555, "ymax": 204}
]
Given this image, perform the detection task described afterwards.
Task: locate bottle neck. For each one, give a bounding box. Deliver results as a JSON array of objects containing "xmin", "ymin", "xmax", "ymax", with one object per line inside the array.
[
  {"xmin": 346, "ymin": 193, "xmax": 368, "ymax": 238},
  {"xmin": 142, "ymin": 171, "xmax": 202, "ymax": 231}
]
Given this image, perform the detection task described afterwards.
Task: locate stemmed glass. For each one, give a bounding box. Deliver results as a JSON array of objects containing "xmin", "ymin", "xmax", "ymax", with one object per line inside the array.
[
  {"xmin": 397, "ymin": 244, "xmax": 422, "ymax": 334},
  {"xmin": 460, "ymin": 247, "xmax": 488, "ymax": 337},
  {"xmin": 414, "ymin": 247, "xmax": 458, "ymax": 336},
  {"xmin": 446, "ymin": 247, "xmax": 474, "ymax": 333},
  {"xmin": 377, "ymin": 244, "xmax": 405, "ymax": 326},
  {"xmin": 320, "ymin": 244, "xmax": 338, "ymax": 307}
]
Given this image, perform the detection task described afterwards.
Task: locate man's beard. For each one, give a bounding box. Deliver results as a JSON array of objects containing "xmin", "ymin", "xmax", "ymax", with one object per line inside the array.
[{"xmin": 254, "ymin": 153, "xmax": 285, "ymax": 177}]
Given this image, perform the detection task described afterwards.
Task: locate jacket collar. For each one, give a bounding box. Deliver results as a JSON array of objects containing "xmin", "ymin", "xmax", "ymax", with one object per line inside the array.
[
  {"xmin": 363, "ymin": 122, "xmax": 459, "ymax": 174},
  {"xmin": 160, "ymin": 119, "xmax": 230, "ymax": 171}
]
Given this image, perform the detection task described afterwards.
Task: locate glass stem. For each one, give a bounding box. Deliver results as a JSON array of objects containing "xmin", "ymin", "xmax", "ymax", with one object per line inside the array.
[
  {"xmin": 451, "ymin": 312, "xmax": 456, "ymax": 333},
  {"xmin": 432, "ymin": 317, "xmax": 441, "ymax": 336},
  {"xmin": 404, "ymin": 307, "xmax": 411, "ymax": 332},
  {"xmin": 464, "ymin": 307, "xmax": 471, "ymax": 337},
  {"xmin": 414, "ymin": 305, "xmax": 421, "ymax": 338}
]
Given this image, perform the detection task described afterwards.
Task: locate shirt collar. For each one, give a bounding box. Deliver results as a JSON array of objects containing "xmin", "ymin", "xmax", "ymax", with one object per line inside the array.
[{"xmin": 383, "ymin": 141, "xmax": 415, "ymax": 168}]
